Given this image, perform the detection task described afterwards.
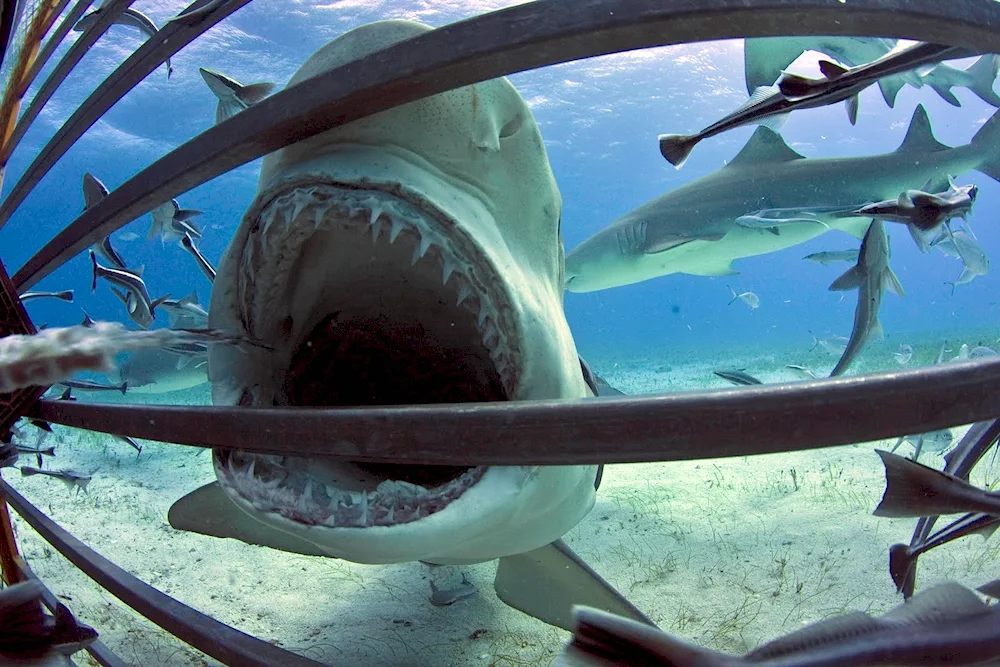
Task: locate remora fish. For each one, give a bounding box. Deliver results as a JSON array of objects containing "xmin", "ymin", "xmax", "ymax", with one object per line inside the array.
[
  {"xmin": 148, "ymin": 199, "xmax": 203, "ymax": 245},
  {"xmin": 159, "ymin": 292, "xmax": 208, "ymax": 328},
  {"xmin": 803, "ymin": 249, "xmax": 859, "ymax": 265},
  {"xmin": 172, "ymin": 20, "xmax": 605, "ymax": 604},
  {"xmin": 18, "ymin": 290, "xmax": 72, "ymax": 303},
  {"xmin": 89, "ymin": 250, "xmax": 167, "ymax": 329},
  {"xmin": 784, "ymin": 364, "xmax": 817, "ymax": 380},
  {"xmin": 828, "ymin": 219, "xmax": 904, "ymax": 376},
  {"xmin": 19, "ymin": 467, "xmax": 92, "ymax": 495},
  {"xmin": 565, "ymin": 104, "xmax": 999, "ymax": 293},
  {"xmin": 55, "ymin": 378, "xmax": 127, "ymax": 394},
  {"xmin": 743, "ymin": 37, "xmax": 902, "ymax": 103},
  {"xmin": 556, "ymin": 582, "xmax": 1000, "ymax": 666},
  {"xmin": 712, "ymin": 369, "xmax": 762, "ymax": 386},
  {"xmin": 661, "ymin": 42, "xmax": 974, "ymax": 167},
  {"xmin": 199, "ymin": 67, "xmax": 276, "ymax": 124},
  {"xmin": 82, "ymin": 173, "xmax": 128, "ymax": 268},
  {"xmin": 180, "ymin": 233, "xmax": 216, "ymax": 282},
  {"xmin": 734, "ymin": 205, "xmax": 837, "ymax": 236},
  {"xmin": 73, "ymin": 8, "xmax": 173, "ymax": 77}
]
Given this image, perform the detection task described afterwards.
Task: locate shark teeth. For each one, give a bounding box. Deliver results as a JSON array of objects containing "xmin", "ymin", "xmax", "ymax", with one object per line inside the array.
[
  {"xmin": 216, "ymin": 451, "xmax": 486, "ymax": 528},
  {"xmin": 239, "ymin": 183, "xmax": 519, "ymax": 398}
]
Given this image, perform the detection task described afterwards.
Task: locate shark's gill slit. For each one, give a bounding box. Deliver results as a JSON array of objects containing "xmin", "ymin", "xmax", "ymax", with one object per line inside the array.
[{"xmin": 217, "ymin": 183, "xmax": 520, "ymax": 528}]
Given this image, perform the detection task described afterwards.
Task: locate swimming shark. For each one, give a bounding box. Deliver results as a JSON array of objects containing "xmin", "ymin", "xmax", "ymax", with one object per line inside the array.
[
  {"xmin": 173, "ymin": 20, "xmax": 599, "ymax": 574},
  {"xmin": 828, "ymin": 218, "xmax": 904, "ymax": 376},
  {"xmin": 565, "ymin": 104, "xmax": 1000, "ymax": 292},
  {"xmin": 116, "ymin": 348, "xmax": 208, "ymax": 394}
]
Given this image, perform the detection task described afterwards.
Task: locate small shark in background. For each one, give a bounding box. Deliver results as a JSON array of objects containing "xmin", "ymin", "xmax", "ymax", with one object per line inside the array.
[
  {"xmin": 802, "ymin": 249, "xmax": 859, "ymax": 265},
  {"xmin": 180, "ymin": 233, "xmax": 216, "ymax": 283},
  {"xmin": 73, "ymin": 7, "xmax": 173, "ymax": 77},
  {"xmin": 557, "ymin": 581, "xmax": 1000, "ymax": 666},
  {"xmin": 828, "ymin": 219, "xmax": 904, "ymax": 376},
  {"xmin": 89, "ymin": 250, "xmax": 168, "ymax": 329},
  {"xmin": 118, "ymin": 347, "xmax": 208, "ymax": 395},
  {"xmin": 566, "ymin": 104, "xmax": 1000, "ymax": 293},
  {"xmin": 18, "ymin": 290, "xmax": 72, "ymax": 303},
  {"xmin": 199, "ymin": 67, "xmax": 276, "ymax": 124},
  {"xmin": 148, "ymin": 199, "xmax": 203, "ymax": 245}
]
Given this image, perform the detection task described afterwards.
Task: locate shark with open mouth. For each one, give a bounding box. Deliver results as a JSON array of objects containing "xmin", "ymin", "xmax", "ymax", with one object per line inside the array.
[{"xmin": 170, "ymin": 19, "xmax": 601, "ymax": 578}]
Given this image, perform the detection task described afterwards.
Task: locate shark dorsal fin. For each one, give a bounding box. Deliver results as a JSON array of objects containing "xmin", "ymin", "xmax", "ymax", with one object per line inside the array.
[
  {"xmin": 896, "ymin": 105, "xmax": 949, "ymax": 154},
  {"xmin": 727, "ymin": 127, "xmax": 804, "ymax": 168}
]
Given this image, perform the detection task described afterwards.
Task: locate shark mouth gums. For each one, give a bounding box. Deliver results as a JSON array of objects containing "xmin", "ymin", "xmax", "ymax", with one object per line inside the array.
[{"xmin": 214, "ymin": 182, "xmax": 527, "ymax": 529}]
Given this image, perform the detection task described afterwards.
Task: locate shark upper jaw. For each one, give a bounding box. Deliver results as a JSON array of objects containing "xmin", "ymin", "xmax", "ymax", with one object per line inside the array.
[{"xmin": 206, "ymin": 149, "xmax": 594, "ymax": 565}]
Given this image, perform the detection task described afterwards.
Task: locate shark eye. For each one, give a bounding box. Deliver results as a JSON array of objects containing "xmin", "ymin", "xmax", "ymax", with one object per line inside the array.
[{"xmin": 499, "ymin": 112, "xmax": 524, "ymax": 139}]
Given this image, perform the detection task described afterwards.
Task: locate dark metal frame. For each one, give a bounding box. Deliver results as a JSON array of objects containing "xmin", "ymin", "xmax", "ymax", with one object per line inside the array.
[{"xmin": 0, "ymin": 0, "xmax": 998, "ymax": 664}]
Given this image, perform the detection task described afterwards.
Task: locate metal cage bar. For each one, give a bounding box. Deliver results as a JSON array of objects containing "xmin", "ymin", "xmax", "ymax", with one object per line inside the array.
[
  {"xmin": 0, "ymin": 0, "xmax": 253, "ymax": 230},
  {"xmin": 0, "ymin": 478, "xmax": 327, "ymax": 667},
  {"xmin": 28, "ymin": 357, "xmax": 1000, "ymax": 465}
]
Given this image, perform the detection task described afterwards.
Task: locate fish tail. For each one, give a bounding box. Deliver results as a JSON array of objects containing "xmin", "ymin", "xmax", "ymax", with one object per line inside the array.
[
  {"xmin": 971, "ymin": 105, "xmax": 1000, "ymax": 182},
  {"xmin": 658, "ymin": 133, "xmax": 697, "ymax": 168},
  {"xmin": 873, "ymin": 449, "xmax": 988, "ymax": 517},
  {"xmin": 727, "ymin": 285, "xmax": 737, "ymax": 305}
]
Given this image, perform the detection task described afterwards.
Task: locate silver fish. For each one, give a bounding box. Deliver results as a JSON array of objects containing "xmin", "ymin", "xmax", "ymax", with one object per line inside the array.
[
  {"xmin": 727, "ymin": 286, "xmax": 759, "ymax": 309},
  {"xmin": 893, "ymin": 343, "xmax": 913, "ymax": 365}
]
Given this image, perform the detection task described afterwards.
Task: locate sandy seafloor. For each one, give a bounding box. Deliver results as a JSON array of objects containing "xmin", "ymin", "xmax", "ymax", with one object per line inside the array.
[{"xmin": 5, "ymin": 332, "xmax": 1000, "ymax": 667}]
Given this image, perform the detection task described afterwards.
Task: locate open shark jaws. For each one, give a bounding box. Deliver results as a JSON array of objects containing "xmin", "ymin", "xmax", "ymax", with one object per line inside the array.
[
  {"xmin": 565, "ymin": 104, "xmax": 1000, "ymax": 293},
  {"xmin": 171, "ymin": 20, "xmax": 601, "ymax": 569}
]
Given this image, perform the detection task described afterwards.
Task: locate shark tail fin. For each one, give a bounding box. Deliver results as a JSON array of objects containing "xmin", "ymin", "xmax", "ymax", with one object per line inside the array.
[
  {"xmin": 658, "ymin": 133, "xmax": 696, "ymax": 168},
  {"xmin": 878, "ymin": 75, "xmax": 907, "ymax": 108},
  {"xmin": 965, "ymin": 55, "xmax": 1000, "ymax": 107},
  {"xmin": 971, "ymin": 106, "xmax": 1000, "ymax": 183}
]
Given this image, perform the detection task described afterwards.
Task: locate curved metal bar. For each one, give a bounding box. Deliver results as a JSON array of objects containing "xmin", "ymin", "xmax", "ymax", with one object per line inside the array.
[
  {"xmin": 0, "ymin": 478, "xmax": 327, "ymax": 667},
  {"xmin": 0, "ymin": 0, "xmax": 254, "ymax": 230},
  {"xmin": 0, "ymin": 0, "xmax": 133, "ymax": 169},
  {"xmin": 29, "ymin": 358, "xmax": 1000, "ymax": 465},
  {"xmin": 12, "ymin": 0, "xmax": 1000, "ymax": 290},
  {"xmin": 22, "ymin": 0, "xmax": 93, "ymax": 90}
]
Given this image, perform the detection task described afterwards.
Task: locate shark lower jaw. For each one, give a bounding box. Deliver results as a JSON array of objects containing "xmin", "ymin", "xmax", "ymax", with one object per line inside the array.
[{"xmin": 216, "ymin": 182, "xmax": 528, "ymax": 536}]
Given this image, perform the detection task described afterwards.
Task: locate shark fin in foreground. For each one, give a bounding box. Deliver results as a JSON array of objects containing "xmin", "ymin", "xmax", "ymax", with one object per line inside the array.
[{"xmin": 557, "ymin": 582, "xmax": 1000, "ymax": 666}]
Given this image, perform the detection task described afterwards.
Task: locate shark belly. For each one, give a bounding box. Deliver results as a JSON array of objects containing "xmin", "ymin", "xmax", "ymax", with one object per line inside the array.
[{"xmin": 202, "ymin": 20, "xmax": 597, "ymax": 566}]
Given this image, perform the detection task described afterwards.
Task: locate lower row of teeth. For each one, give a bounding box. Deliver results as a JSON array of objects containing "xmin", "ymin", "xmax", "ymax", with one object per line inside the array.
[
  {"xmin": 241, "ymin": 185, "xmax": 517, "ymax": 393},
  {"xmin": 223, "ymin": 456, "xmax": 476, "ymax": 527}
]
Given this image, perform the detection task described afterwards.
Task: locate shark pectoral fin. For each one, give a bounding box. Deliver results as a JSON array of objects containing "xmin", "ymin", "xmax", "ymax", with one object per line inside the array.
[
  {"xmin": 828, "ymin": 265, "xmax": 863, "ymax": 291},
  {"xmin": 494, "ymin": 539, "xmax": 654, "ymax": 632},
  {"xmin": 885, "ymin": 268, "xmax": 906, "ymax": 297},
  {"xmin": 845, "ymin": 94, "xmax": 859, "ymax": 126},
  {"xmin": 168, "ymin": 482, "xmax": 330, "ymax": 557},
  {"xmin": 767, "ymin": 226, "xmax": 780, "ymax": 236}
]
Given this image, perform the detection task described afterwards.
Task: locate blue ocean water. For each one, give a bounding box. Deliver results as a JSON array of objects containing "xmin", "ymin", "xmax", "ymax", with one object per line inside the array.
[
  {"xmin": 3, "ymin": 4, "xmax": 1000, "ymax": 666},
  {"xmin": 1, "ymin": 1, "xmax": 994, "ymax": 375}
]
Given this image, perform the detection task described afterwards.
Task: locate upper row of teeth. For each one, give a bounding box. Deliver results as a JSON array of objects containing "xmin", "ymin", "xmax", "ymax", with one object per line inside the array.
[{"xmin": 242, "ymin": 185, "xmax": 518, "ymax": 391}]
